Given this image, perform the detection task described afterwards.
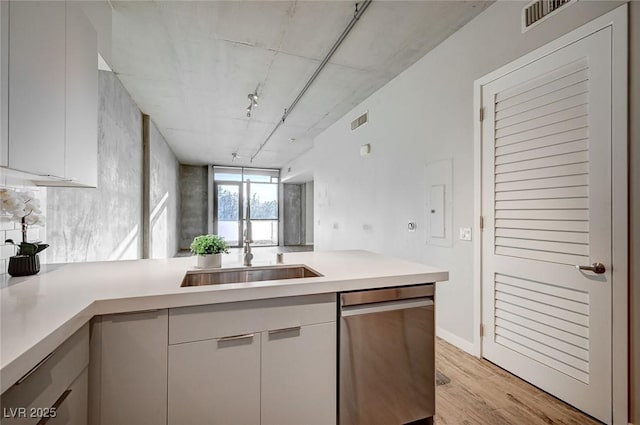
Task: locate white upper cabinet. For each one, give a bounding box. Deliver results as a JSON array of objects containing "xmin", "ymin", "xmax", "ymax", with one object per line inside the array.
[
  {"xmin": 3, "ymin": 1, "xmax": 98, "ymax": 187},
  {"xmin": 65, "ymin": 2, "xmax": 98, "ymax": 187},
  {"xmin": 8, "ymin": 1, "xmax": 66, "ymax": 179},
  {"xmin": 0, "ymin": 1, "xmax": 8, "ymax": 168}
]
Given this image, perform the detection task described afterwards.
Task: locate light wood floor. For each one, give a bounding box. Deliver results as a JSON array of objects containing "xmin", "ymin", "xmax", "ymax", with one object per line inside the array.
[{"xmin": 435, "ymin": 337, "xmax": 601, "ymax": 425}]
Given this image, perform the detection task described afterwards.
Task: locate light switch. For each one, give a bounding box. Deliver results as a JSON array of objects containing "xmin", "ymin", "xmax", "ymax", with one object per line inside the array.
[
  {"xmin": 459, "ymin": 227, "xmax": 472, "ymax": 241},
  {"xmin": 360, "ymin": 144, "xmax": 371, "ymax": 156}
]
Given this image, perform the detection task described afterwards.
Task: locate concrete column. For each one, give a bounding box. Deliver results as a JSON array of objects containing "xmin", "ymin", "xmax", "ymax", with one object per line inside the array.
[{"xmin": 282, "ymin": 183, "xmax": 302, "ymax": 246}]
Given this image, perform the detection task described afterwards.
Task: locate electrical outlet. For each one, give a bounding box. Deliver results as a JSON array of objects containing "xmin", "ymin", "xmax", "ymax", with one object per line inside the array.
[{"xmin": 459, "ymin": 227, "xmax": 472, "ymax": 241}]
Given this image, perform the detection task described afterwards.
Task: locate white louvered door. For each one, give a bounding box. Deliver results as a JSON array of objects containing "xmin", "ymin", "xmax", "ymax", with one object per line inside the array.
[{"xmin": 481, "ymin": 28, "xmax": 612, "ymax": 423}]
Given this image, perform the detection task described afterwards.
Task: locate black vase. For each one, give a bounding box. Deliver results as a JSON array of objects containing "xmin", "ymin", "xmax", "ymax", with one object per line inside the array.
[{"xmin": 8, "ymin": 254, "xmax": 40, "ymax": 277}]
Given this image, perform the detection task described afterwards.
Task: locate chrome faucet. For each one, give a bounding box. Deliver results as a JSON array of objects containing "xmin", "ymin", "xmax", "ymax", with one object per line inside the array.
[
  {"xmin": 243, "ymin": 235, "xmax": 253, "ymax": 267},
  {"xmin": 243, "ymin": 180, "xmax": 254, "ymax": 267}
]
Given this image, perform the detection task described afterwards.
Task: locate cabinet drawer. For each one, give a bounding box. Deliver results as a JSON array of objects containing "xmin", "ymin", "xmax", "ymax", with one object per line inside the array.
[
  {"xmin": 168, "ymin": 334, "xmax": 261, "ymax": 425},
  {"xmin": 169, "ymin": 294, "xmax": 336, "ymax": 344},
  {"xmin": 47, "ymin": 367, "xmax": 88, "ymax": 425},
  {"xmin": 1, "ymin": 324, "xmax": 89, "ymax": 425}
]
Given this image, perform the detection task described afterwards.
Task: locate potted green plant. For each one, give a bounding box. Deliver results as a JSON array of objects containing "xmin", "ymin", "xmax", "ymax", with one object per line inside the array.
[
  {"xmin": 190, "ymin": 234, "xmax": 229, "ymax": 269},
  {"xmin": 0, "ymin": 189, "xmax": 49, "ymax": 277}
]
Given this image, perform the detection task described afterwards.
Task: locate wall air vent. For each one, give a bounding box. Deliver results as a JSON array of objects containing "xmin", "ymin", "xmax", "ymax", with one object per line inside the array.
[
  {"xmin": 350, "ymin": 112, "xmax": 368, "ymax": 131},
  {"xmin": 522, "ymin": 0, "xmax": 576, "ymax": 32}
]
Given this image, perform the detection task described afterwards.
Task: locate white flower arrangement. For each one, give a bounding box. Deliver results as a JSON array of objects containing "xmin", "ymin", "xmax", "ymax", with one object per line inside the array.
[
  {"xmin": 1, "ymin": 188, "xmax": 48, "ymax": 250},
  {"xmin": 0, "ymin": 188, "xmax": 44, "ymax": 226}
]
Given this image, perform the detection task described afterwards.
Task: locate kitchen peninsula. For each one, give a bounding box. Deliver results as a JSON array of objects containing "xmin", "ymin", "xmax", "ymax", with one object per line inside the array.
[{"xmin": 1, "ymin": 250, "xmax": 448, "ymax": 425}]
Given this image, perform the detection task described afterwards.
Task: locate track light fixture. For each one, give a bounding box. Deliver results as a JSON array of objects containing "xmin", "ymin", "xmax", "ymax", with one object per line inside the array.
[{"xmin": 246, "ymin": 91, "xmax": 259, "ymax": 118}]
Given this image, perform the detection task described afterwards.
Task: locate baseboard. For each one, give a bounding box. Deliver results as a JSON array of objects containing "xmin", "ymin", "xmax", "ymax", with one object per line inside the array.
[{"xmin": 436, "ymin": 326, "xmax": 476, "ymax": 356}]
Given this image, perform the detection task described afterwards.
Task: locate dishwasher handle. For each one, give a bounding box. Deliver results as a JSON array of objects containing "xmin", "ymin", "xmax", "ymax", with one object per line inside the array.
[
  {"xmin": 341, "ymin": 284, "xmax": 434, "ymax": 307},
  {"xmin": 341, "ymin": 297, "xmax": 433, "ymax": 317}
]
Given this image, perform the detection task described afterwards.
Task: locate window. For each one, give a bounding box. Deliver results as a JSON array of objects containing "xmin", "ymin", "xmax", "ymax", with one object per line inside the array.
[{"xmin": 213, "ymin": 166, "xmax": 279, "ymax": 247}]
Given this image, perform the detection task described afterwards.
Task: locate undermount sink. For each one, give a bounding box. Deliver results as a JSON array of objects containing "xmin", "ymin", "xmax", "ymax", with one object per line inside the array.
[{"xmin": 181, "ymin": 264, "xmax": 322, "ymax": 287}]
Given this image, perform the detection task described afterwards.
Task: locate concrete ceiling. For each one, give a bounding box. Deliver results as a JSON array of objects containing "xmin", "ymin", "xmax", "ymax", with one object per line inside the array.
[{"xmin": 110, "ymin": 1, "xmax": 492, "ymax": 168}]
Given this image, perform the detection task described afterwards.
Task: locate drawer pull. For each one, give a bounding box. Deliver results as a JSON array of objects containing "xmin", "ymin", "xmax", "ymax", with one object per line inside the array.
[
  {"xmin": 15, "ymin": 351, "xmax": 56, "ymax": 385},
  {"xmin": 268, "ymin": 326, "xmax": 301, "ymax": 335},
  {"xmin": 36, "ymin": 389, "xmax": 72, "ymax": 425},
  {"xmin": 108, "ymin": 309, "xmax": 163, "ymax": 317},
  {"xmin": 38, "ymin": 174, "xmax": 75, "ymax": 182},
  {"xmin": 218, "ymin": 333, "xmax": 255, "ymax": 342}
]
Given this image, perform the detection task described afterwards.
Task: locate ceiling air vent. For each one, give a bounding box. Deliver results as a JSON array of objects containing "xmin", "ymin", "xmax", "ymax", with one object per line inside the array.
[
  {"xmin": 350, "ymin": 112, "xmax": 368, "ymax": 131},
  {"xmin": 522, "ymin": 0, "xmax": 576, "ymax": 32}
]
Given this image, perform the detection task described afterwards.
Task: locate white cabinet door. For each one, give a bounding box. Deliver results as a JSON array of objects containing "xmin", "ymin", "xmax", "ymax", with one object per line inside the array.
[
  {"xmin": 167, "ymin": 296, "xmax": 337, "ymax": 425},
  {"xmin": 8, "ymin": 1, "xmax": 66, "ymax": 178},
  {"xmin": 65, "ymin": 2, "xmax": 97, "ymax": 187},
  {"xmin": 261, "ymin": 322, "xmax": 337, "ymax": 425},
  {"xmin": 90, "ymin": 310, "xmax": 168, "ymax": 425},
  {"xmin": 168, "ymin": 333, "xmax": 261, "ymax": 425},
  {"xmin": 0, "ymin": 1, "xmax": 8, "ymax": 167}
]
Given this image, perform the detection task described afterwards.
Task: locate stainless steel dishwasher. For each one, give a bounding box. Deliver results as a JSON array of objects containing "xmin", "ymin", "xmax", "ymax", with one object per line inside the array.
[{"xmin": 339, "ymin": 284, "xmax": 435, "ymax": 425}]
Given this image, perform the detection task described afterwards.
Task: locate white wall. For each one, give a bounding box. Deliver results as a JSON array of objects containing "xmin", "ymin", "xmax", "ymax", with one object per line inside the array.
[
  {"xmin": 306, "ymin": 0, "xmax": 625, "ymax": 347},
  {"xmin": 149, "ymin": 119, "xmax": 180, "ymax": 259},
  {"xmin": 628, "ymin": 3, "xmax": 640, "ymax": 422},
  {"xmin": 305, "ymin": 181, "xmax": 314, "ymax": 245},
  {"xmin": 281, "ymin": 148, "xmax": 314, "ymax": 183}
]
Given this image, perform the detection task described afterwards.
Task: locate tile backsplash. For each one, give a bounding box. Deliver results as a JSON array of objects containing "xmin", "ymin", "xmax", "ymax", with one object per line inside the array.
[{"xmin": 0, "ymin": 181, "xmax": 46, "ymax": 274}]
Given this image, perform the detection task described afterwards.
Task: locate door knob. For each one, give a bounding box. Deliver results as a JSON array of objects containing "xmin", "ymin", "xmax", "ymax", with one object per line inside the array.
[{"xmin": 575, "ymin": 262, "xmax": 606, "ymax": 274}]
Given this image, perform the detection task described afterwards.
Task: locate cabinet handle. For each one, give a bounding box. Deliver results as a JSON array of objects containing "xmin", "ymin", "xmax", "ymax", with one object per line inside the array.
[
  {"xmin": 218, "ymin": 333, "xmax": 255, "ymax": 342},
  {"xmin": 38, "ymin": 174, "xmax": 74, "ymax": 182},
  {"xmin": 15, "ymin": 351, "xmax": 56, "ymax": 385},
  {"xmin": 107, "ymin": 309, "xmax": 163, "ymax": 317},
  {"xmin": 35, "ymin": 389, "xmax": 72, "ymax": 425},
  {"xmin": 268, "ymin": 326, "xmax": 301, "ymax": 335}
]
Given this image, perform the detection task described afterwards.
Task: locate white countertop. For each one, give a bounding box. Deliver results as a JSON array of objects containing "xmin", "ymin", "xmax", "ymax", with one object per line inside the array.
[{"xmin": 0, "ymin": 250, "xmax": 448, "ymax": 394}]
